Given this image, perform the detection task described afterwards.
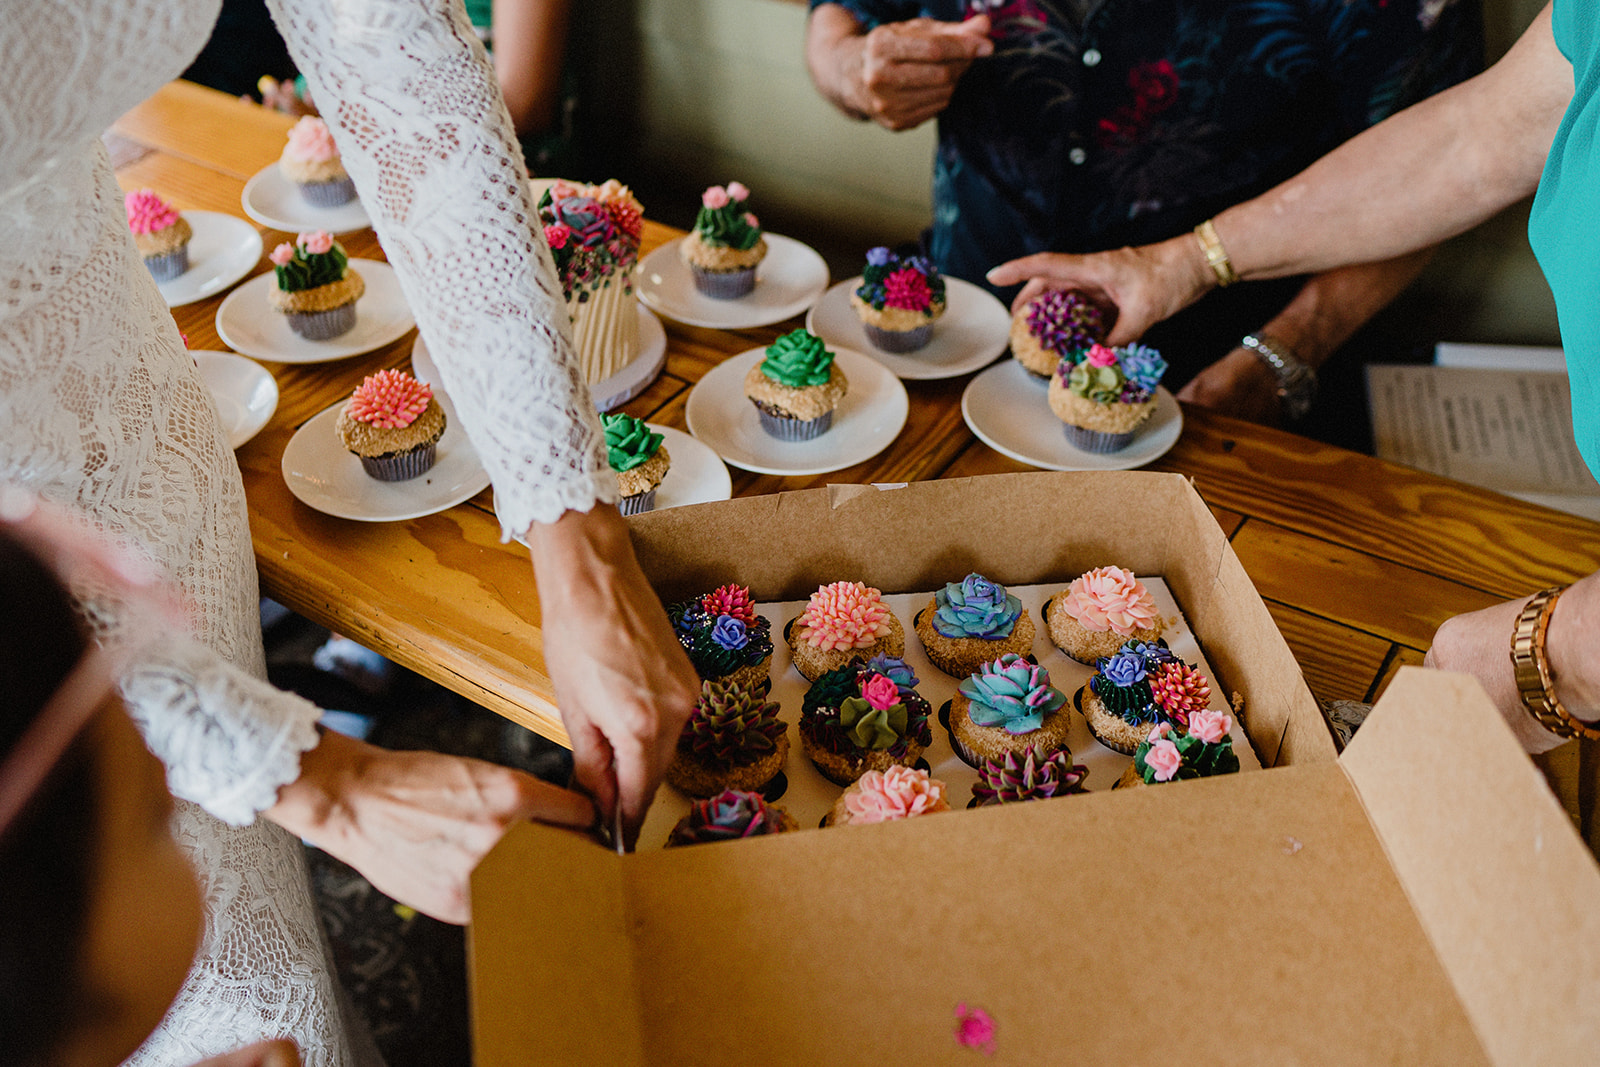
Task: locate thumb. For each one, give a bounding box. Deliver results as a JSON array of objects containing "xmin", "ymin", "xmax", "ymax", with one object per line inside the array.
[{"xmin": 938, "ymin": 14, "xmax": 994, "ymax": 55}]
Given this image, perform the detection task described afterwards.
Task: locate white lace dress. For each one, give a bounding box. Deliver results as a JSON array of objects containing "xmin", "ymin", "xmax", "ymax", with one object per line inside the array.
[{"xmin": 0, "ymin": 1, "xmax": 614, "ymax": 1062}]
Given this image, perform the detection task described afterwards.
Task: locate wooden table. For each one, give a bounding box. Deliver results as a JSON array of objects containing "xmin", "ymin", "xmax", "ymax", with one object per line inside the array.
[{"xmin": 112, "ymin": 82, "xmax": 1600, "ymax": 762}]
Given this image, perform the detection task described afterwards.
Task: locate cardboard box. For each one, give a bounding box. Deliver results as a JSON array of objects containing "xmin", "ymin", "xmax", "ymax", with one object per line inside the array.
[{"xmin": 470, "ymin": 473, "xmax": 1600, "ymax": 1063}]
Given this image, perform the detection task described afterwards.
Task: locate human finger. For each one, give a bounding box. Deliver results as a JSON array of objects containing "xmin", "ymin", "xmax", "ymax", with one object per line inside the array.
[
  {"xmin": 872, "ymin": 18, "xmax": 994, "ymax": 64},
  {"xmin": 563, "ymin": 713, "xmax": 618, "ymax": 823},
  {"xmin": 188, "ymin": 1039, "xmax": 302, "ymax": 1067}
]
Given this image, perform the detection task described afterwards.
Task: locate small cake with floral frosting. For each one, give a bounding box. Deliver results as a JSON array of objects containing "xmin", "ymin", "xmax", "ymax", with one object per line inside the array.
[
  {"xmin": 279, "ymin": 116, "xmax": 354, "ymax": 207},
  {"xmin": 850, "ymin": 247, "xmax": 947, "ymax": 353},
  {"xmin": 669, "ymin": 583, "xmax": 775, "ymax": 693},
  {"xmin": 913, "ymin": 572, "xmax": 1037, "ymax": 678},
  {"xmin": 800, "ymin": 654, "xmax": 932, "ymax": 785},
  {"xmin": 665, "ymin": 789, "xmax": 798, "ymax": 847},
  {"xmin": 785, "ymin": 580, "xmax": 903, "ymax": 681},
  {"xmin": 665, "ymin": 678, "xmax": 789, "ymax": 798},
  {"xmin": 1047, "ymin": 341, "xmax": 1168, "ymax": 453},
  {"xmin": 1116, "ymin": 709, "xmax": 1240, "ymax": 788},
  {"xmin": 602, "ymin": 413, "xmax": 669, "ymax": 515},
  {"xmin": 268, "ymin": 231, "xmax": 364, "ymax": 340},
  {"xmin": 1046, "ymin": 565, "xmax": 1164, "ymax": 664},
  {"xmin": 1009, "ymin": 289, "xmax": 1105, "ymax": 378},
  {"xmin": 743, "ymin": 328, "xmax": 849, "ymax": 441},
  {"xmin": 126, "ymin": 190, "xmax": 193, "ymax": 282},
  {"xmin": 949, "ymin": 653, "xmax": 1071, "ymax": 767},
  {"xmin": 971, "ymin": 744, "xmax": 1089, "ymax": 807},
  {"xmin": 1079, "ymin": 638, "xmax": 1212, "ymax": 755},
  {"xmin": 824, "ymin": 764, "xmax": 950, "ymax": 827},
  {"xmin": 335, "ymin": 369, "xmax": 446, "ymax": 481},
  {"xmin": 679, "ymin": 182, "xmax": 767, "ymax": 298},
  {"xmin": 537, "ymin": 179, "xmax": 645, "ymax": 385}
]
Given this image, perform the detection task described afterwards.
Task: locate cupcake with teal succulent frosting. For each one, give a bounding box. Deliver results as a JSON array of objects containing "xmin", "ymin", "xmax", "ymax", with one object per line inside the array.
[
  {"xmin": 1079, "ymin": 638, "xmax": 1213, "ymax": 755},
  {"xmin": 799, "ymin": 655, "xmax": 932, "ymax": 786},
  {"xmin": 602, "ymin": 413, "xmax": 669, "ymax": 515},
  {"xmin": 913, "ymin": 572, "xmax": 1037, "ymax": 678},
  {"xmin": 679, "ymin": 181, "xmax": 768, "ymax": 299},
  {"xmin": 850, "ymin": 247, "xmax": 947, "ymax": 353},
  {"xmin": 668, "ymin": 583, "xmax": 774, "ymax": 693},
  {"xmin": 665, "ymin": 789, "xmax": 798, "ymax": 847},
  {"xmin": 948, "ymin": 653, "xmax": 1071, "ymax": 768},
  {"xmin": 665, "ymin": 678, "xmax": 789, "ymax": 798},
  {"xmin": 1046, "ymin": 341, "xmax": 1168, "ymax": 453},
  {"xmin": 1116, "ymin": 708, "xmax": 1240, "ymax": 788},
  {"xmin": 743, "ymin": 328, "xmax": 849, "ymax": 440},
  {"xmin": 1009, "ymin": 289, "xmax": 1105, "ymax": 377}
]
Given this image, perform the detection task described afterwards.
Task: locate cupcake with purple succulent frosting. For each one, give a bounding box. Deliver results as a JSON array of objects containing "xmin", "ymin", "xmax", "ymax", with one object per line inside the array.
[
  {"xmin": 799, "ymin": 655, "xmax": 933, "ymax": 786},
  {"xmin": 665, "ymin": 789, "xmax": 798, "ymax": 847},
  {"xmin": 913, "ymin": 572, "xmax": 1037, "ymax": 679},
  {"xmin": 665, "ymin": 678, "xmax": 789, "ymax": 798},
  {"xmin": 850, "ymin": 247, "xmax": 947, "ymax": 353},
  {"xmin": 668, "ymin": 583, "xmax": 774, "ymax": 693},
  {"xmin": 971, "ymin": 744, "xmax": 1090, "ymax": 807},
  {"xmin": 1047, "ymin": 341, "xmax": 1168, "ymax": 453},
  {"xmin": 948, "ymin": 653, "xmax": 1071, "ymax": 768},
  {"xmin": 1079, "ymin": 638, "xmax": 1213, "ymax": 755},
  {"xmin": 1010, "ymin": 289, "xmax": 1105, "ymax": 377}
]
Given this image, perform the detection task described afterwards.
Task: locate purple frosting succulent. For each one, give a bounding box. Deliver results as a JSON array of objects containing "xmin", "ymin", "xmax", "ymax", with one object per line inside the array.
[
  {"xmin": 1119, "ymin": 343, "xmax": 1168, "ymax": 393},
  {"xmin": 1026, "ymin": 290, "xmax": 1105, "ymax": 359},
  {"xmin": 710, "ymin": 614, "xmax": 748, "ymax": 651},
  {"xmin": 667, "ymin": 789, "xmax": 785, "ymax": 846},
  {"xmin": 958, "ymin": 653, "xmax": 1067, "ymax": 735},
  {"xmin": 1100, "ymin": 649, "xmax": 1148, "ymax": 688},
  {"xmin": 932, "ymin": 573, "xmax": 1022, "ymax": 640},
  {"xmin": 865, "ymin": 246, "xmax": 893, "ymax": 267},
  {"xmin": 865, "ymin": 653, "xmax": 919, "ymax": 696}
]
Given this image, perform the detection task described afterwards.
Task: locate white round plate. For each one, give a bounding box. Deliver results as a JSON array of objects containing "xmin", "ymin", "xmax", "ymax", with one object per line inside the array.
[
  {"xmin": 805, "ymin": 275, "xmax": 1011, "ymax": 380},
  {"xmin": 158, "ymin": 212, "xmax": 263, "ymax": 307},
  {"xmin": 684, "ymin": 347, "xmax": 909, "ymax": 476},
  {"xmin": 961, "ymin": 359, "xmax": 1183, "ymax": 471},
  {"xmin": 216, "ymin": 260, "xmax": 414, "ymax": 364},
  {"xmin": 635, "ymin": 234, "xmax": 829, "ymax": 329},
  {"xmin": 241, "ymin": 163, "xmax": 371, "ymax": 234},
  {"xmin": 649, "ymin": 425, "xmax": 733, "ymax": 508},
  {"xmin": 192, "ymin": 350, "xmax": 277, "ymax": 449},
  {"xmin": 409, "ymin": 304, "xmax": 667, "ymax": 412},
  {"xmin": 281, "ymin": 392, "xmax": 489, "ymax": 522}
]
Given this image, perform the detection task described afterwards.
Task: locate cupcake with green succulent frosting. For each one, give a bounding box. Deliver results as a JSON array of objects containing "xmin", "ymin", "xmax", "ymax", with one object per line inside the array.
[
  {"xmin": 949, "ymin": 653, "xmax": 1071, "ymax": 768},
  {"xmin": 850, "ymin": 247, "xmax": 947, "ymax": 353},
  {"xmin": 913, "ymin": 572, "xmax": 1037, "ymax": 679},
  {"xmin": 971, "ymin": 744, "xmax": 1090, "ymax": 807},
  {"xmin": 665, "ymin": 678, "xmax": 789, "ymax": 798},
  {"xmin": 743, "ymin": 328, "xmax": 849, "ymax": 440},
  {"xmin": 668, "ymin": 583, "xmax": 774, "ymax": 693},
  {"xmin": 1079, "ymin": 638, "xmax": 1213, "ymax": 755},
  {"xmin": 799, "ymin": 655, "xmax": 932, "ymax": 786},
  {"xmin": 602, "ymin": 413, "xmax": 670, "ymax": 515},
  {"xmin": 1116, "ymin": 709, "xmax": 1240, "ymax": 789},
  {"xmin": 665, "ymin": 789, "xmax": 798, "ymax": 847},
  {"xmin": 267, "ymin": 230, "xmax": 364, "ymax": 340},
  {"xmin": 679, "ymin": 181, "xmax": 768, "ymax": 299},
  {"xmin": 1046, "ymin": 341, "xmax": 1168, "ymax": 453}
]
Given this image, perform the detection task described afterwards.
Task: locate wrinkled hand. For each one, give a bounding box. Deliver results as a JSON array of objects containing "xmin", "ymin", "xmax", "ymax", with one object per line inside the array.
[
  {"xmin": 1176, "ymin": 348, "xmax": 1282, "ymax": 424},
  {"xmin": 856, "ymin": 16, "xmax": 991, "ymax": 130},
  {"xmin": 1425, "ymin": 596, "xmax": 1567, "ymax": 754},
  {"xmin": 191, "ymin": 1040, "xmax": 302, "ymax": 1067}
]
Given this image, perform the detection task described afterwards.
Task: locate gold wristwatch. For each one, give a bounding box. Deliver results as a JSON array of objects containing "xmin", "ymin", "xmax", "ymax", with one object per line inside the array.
[{"xmin": 1510, "ymin": 585, "xmax": 1600, "ymax": 740}]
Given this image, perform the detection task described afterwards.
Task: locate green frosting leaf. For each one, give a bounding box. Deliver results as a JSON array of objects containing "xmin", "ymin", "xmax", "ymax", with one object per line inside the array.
[
  {"xmin": 693, "ymin": 204, "xmax": 762, "ymax": 251},
  {"xmin": 1067, "ymin": 360, "xmax": 1125, "ymax": 403},
  {"xmin": 838, "ymin": 695, "xmax": 907, "ymax": 750},
  {"xmin": 602, "ymin": 413, "xmax": 662, "ymax": 473},
  {"xmin": 760, "ymin": 329, "xmax": 834, "ymax": 388},
  {"xmin": 274, "ymin": 242, "xmax": 348, "ymax": 293}
]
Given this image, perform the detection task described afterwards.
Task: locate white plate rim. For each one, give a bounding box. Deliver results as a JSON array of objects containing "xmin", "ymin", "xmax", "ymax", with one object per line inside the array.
[
  {"xmin": 158, "ymin": 212, "xmax": 264, "ymax": 308},
  {"xmin": 215, "ymin": 259, "xmax": 414, "ymax": 364},
  {"xmin": 804, "ymin": 274, "xmax": 1012, "ymax": 381},
  {"xmin": 192, "ymin": 350, "xmax": 278, "ymax": 449},
  {"xmin": 241, "ymin": 163, "xmax": 371, "ymax": 234},
  {"xmin": 649, "ymin": 423, "xmax": 733, "ymax": 508},
  {"xmin": 634, "ymin": 233, "xmax": 829, "ymax": 330}
]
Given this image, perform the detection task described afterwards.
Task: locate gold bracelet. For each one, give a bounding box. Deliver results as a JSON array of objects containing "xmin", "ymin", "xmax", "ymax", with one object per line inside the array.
[
  {"xmin": 1194, "ymin": 218, "xmax": 1237, "ymax": 288},
  {"xmin": 1510, "ymin": 585, "xmax": 1600, "ymax": 740}
]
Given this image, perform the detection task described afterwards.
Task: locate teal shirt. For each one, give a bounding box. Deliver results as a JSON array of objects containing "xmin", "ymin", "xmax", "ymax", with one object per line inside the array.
[{"xmin": 1529, "ymin": 0, "xmax": 1600, "ymax": 478}]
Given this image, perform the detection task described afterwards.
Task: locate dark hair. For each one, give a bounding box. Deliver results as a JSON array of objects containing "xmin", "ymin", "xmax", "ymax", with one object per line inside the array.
[{"xmin": 0, "ymin": 527, "xmax": 96, "ymax": 1066}]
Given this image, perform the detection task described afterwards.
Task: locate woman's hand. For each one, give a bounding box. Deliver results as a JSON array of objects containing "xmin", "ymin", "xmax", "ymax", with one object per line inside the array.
[
  {"xmin": 191, "ymin": 1040, "xmax": 302, "ymax": 1067},
  {"xmin": 1175, "ymin": 348, "xmax": 1283, "ymax": 424}
]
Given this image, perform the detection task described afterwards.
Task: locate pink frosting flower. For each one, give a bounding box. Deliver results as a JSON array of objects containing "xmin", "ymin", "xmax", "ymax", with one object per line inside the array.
[
  {"xmin": 883, "ymin": 267, "xmax": 933, "ymax": 312},
  {"xmin": 796, "ymin": 581, "xmax": 894, "ymax": 651},
  {"xmin": 954, "ymin": 1003, "xmax": 997, "ymax": 1055},
  {"xmin": 726, "ymin": 181, "xmax": 750, "ymax": 202},
  {"xmin": 1145, "ymin": 737, "xmax": 1182, "ymax": 782},
  {"xmin": 1062, "ymin": 566, "xmax": 1159, "ymax": 634},
  {"xmin": 702, "ymin": 185, "xmax": 730, "ymax": 209},
  {"xmin": 861, "ymin": 673, "xmax": 900, "ymax": 711},
  {"xmin": 1146, "ymin": 722, "xmax": 1172, "ymax": 744},
  {"xmin": 1149, "ymin": 661, "xmax": 1211, "ymax": 726},
  {"xmin": 1188, "ymin": 708, "xmax": 1232, "ymax": 745},
  {"xmin": 743, "ymin": 212, "xmax": 760, "ymax": 229},
  {"xmin": 269, "ymin": 242, "xmax": 296, "ymax": 267},
  {"xmin": 347, "ymin": 369, "xmax": 433, "ymax": 429},
  {"xmin": 298, "ymin": 230, "xmax": 334, "ymax": 255},
  {"xmin": 1085, "ymin": 342, "xmax": 1119, "ymax": 367},
  {"xmin": 284, "ymin": 116, "xmax": 339, "ymax": 162},
  {"xmin": 841, "ymin": 765, "xmax": 949, "ymax": 824},
  {"xmin": 544, "ymin": 222, "xmax": 572, "ymax": 250},
  {"xmin": 702, "ymin": 583, "xmax": 757, "ymax": 625},
  {"xmin": 125, "ymin": 190, "xmax": 179, "ymax": 235}
]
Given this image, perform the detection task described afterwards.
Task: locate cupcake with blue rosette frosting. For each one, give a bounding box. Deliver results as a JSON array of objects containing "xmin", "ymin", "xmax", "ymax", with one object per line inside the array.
[
  {"xmin": 850, "ymin": 247, "xmax": 947, "ymax": 353},
  {"xmin": 948, "ymin": 653, "xmax": 1071, "ymax": 768},
  {"xmin": 1046, "ymin": 341, "xmax": 1168, "ymax": 453},
  {"xmin": 668, "ymin": 583, "xmax": 775, "ymax": 694},
  {"xmin": 799, "ymin": 654, "xmax": 933, "ymax": 786},
  {"xmin": 912, "ymin": 572, "xmax": 1037, "ymax": 678},
  {"xmin": 743, "ymin": 328, "xmax": 849, "ymax": 440},
  {"xmin": 1078, "ymin": 638, "xmax": 1212, "ymax": 755},
  {"xmin": 602, "ymin": 413, "xmax": 670, "ymax": 515}
]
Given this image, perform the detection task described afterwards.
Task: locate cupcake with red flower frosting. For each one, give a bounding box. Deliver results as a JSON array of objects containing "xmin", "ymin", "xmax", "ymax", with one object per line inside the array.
[
  {"xmin": 949, "ymin": 653, "xmax": 1071, "ymax": 768},
  {"xmin": 971, "ymin": 744, "xmax": 1090, "ymax": 807},
  {"xmin": 1079, "ymin": 638, "xmax": 1212, "ymax": 755},
  {"xmin": 126, "ymin": 190, "xmax": 192, "ymax": 282},
  {"xmin": 268, "ymin": 231, "xmax": 364, "ymax": 340},
  {"xmin": 665, "ymin": 678, "xmax": 788, "ymax": 798},
  {"xmin": 1047, "ymin": 341, "xmax": 1168, "ymax": 453},
  {"xmin": 279, "ymin": 116, "xmax": 354, "ymax": 207},
  {"xmin": 679, "ymin": 181, "xmax": 768, "ymax": 298},
  {"xmin": 1117, "ymin": 709, "xmax": 1240, "ymax": 788},
  {"xmin": 665, "ymin": 789, "xmax": 798, "ymax": 848},
  {"xmin": 1046, "ymin": 565, "xmax": 1165, "ymax": 664},
  {"xmin": 1009, "ymin": 289, "xmax": 1105, "ymax": 378},
  {"xmin": 668, "ymin": 583, "xmax": 774, "ymax": 693},
  {"xmin": 785, "ymin": 580, "xmax": 904, "ymax": 681},
  {"xmin": 913, "ymin": 572, "xmax": 1037, "ymax": 678},
  {"xmin": 800, "ymin": 654, "xmax": 932, "ymax": 785},
  {"xmin": 335, "ymin": 369, "xmax": 446, "ymax": 481},
  {"xmin": 850, "ymin": 247, "xmax": 947, "ymax": 353},
  {"xmin": 824, "ymin": 764, "xmax": 950, "ymax": 827}
]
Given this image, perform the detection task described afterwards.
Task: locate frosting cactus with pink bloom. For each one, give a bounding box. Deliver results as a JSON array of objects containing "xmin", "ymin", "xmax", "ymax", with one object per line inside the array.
[
  {"xmin": 347, "ymin": 369, "xmax": 432, "ymax": 429},
  {"xmin": 271, "ymin": 230, "xmax": 349, "ymax": 293},
  {"xmin": 1132, "ymin": 712, "xmax": 1240, "ymax": 784},
  {"xmin": 834, "ymin": 765, "xmax": 950, "ymax": 825},
  {"xmin": 668, "ymin": 586, "xmax": 774, "ymax": 685},
  {"xmin": 666, "ymin": 789, "xmax": 795, "ymax": 847},
  {"xmin": 691, "ymin": 181, "xmax": 762, "ymax": 251},
  {"xmin": 971, "ymin": 745, "xmax": 1089, "ymax": 806},
  {"xmin": 1149, "ymin": 660, "xmax": 1212, "ymax": 727},
  {"xmin": 958, "ymin": 653, "xmax": 1067, "ymax": 735},
  {"xmin": 796, "ymin": 581, "xmax": 894, "ymax": 651}
]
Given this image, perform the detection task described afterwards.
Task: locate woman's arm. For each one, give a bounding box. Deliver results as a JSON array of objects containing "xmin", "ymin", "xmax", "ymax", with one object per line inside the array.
[{"xmin": 491, "ymin": 0, "xmax": 571, "ymax": 138}]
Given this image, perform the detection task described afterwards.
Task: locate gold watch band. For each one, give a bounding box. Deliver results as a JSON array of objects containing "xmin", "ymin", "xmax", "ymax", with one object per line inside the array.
[
  {"xmin": 1510, "ymin": 585, "xmax": 1600, "ymax": 740},
  {"xmin": 1194, "ymin": 218, "xmax": 1237, "ymax": 288}
]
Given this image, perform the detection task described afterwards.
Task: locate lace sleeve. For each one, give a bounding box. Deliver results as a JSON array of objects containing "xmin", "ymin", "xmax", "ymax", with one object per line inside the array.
[{"xmin": 265, "ymin": 0, "xmax": 618, "ymax": 539}]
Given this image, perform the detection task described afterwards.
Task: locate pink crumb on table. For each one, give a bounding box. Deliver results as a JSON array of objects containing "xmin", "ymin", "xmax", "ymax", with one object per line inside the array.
[{"xmin": 954, "ymin": 1003, "xmax": 996, "ymax": 1055}]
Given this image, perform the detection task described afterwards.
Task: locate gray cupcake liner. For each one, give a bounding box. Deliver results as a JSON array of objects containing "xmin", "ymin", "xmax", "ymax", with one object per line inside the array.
[
  {"xmin": 1064, "ymin": 423, "xmax": 1136, "ymax": 454},
  {"xmin": 617, "ymin": 487, "xmax": 658, "ymax": 515},
  {"xmin": 286, "ymin": 302, "xmax": 357, "ymax": 340},
  {"xmin": 690, "ymin": 264, "xmax": 757, "ymax": 299},
  {"xmin": 144, "ymin": 247, "xmax": 190, "ymax": 282},
  {"xmin": 296, "ymin": 177, "xmax": 357, "ymax": 207},
  {"xmin": 862, "ymin": 320, "xmax": 934, "ymax": 353},
  {"xmin": 756, "ymin": 405, "xmax": 833, "ymax": 441},
  {"xmin": 358, "ymin": 442, "xmax": 438, "ymax": 482}
]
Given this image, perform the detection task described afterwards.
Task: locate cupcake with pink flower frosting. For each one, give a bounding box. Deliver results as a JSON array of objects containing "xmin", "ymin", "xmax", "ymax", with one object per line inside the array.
[
  {"xmin": 850, "ymin": 247, "xmax": 946, "ymax": 353},
  {"xmin": 785, "ymin": 580, "xmax": 904, "ymax": 681},
  {"xmin": 1046, "ymin": 565, "xmax": 1165, "ymax": 664},
  {"xmin": 1009, "ymin": 289, "xmax": 1105, "ymax": 378},
  {"xmin": 800, "ymin": 654, "xmax": 932, "ymax": 785},
  {"xmin": 680, "ymin": 181, "xmax": 767, "ymax": 298},
  {"xmin": 1078, "ymin": 638, "xmax": 1213, "ymax": 755},
  {"xmin": 1116, "ymin": 709, "xmax": 1240, "ymax": 788},
  {"xmin": 665, "ymin": 789, "xmax": 798, "ymax": 848},
  {"xmin": 125, "ymin": 190, "xmax": 193, "ymax": 282},
  {"xmin": 669, "ymin": 583, "xmax": 775, "ymax": 693},
  {"xmin": 824, "ymin": 764, "xmax": 950, "ymax": 827},
  {"xmin": 268, "ymin": 230, "xmax": 364, "ymax": 340},
  {"xmin": 335, "ymin": 368, "xmax": 446, "ymax": 481},
  {"xmin": 948, "ymin": 652, "xmax": 1071, "ymax": 768},
  {"xmin": 279, "ymin": 116, "xmax": 355, "ymax": 207}
]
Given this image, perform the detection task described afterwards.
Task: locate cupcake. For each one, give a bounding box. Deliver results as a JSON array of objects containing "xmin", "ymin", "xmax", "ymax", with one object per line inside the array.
[
  {"xmin": 785, "ymin": 580, "xmax": 904, "ymax": 681},
  {"xmin": 679, "ymin": 182, "xmax": 767, "ymax": 298},
  {"xmin": 970, "ymin": 745, "xmax": 1090, "ymax": 807},
  {"xmin": 913, "ymin": 572, "xmax": 1036, "ymax": 678},
  {"xmin": 668, "ymin": 584, "xmax": 774, "ymax": 693},
  {"xmin": 799, "ymin": 654, "xmax": 932, "ymax": 785},
  {"xmin": 1116, "ymin": 710, "xmax": 1240, "ymax": 789},
  {"xmin": 743, "ymin": 329, "xmax": 849, "ymax": 440},
  {"xmin": 823, "ymin": 764, "xmax": 950, "ymax": 827},
  {"xmin": 1079, "ymin": 639, "xmax": 1212, "ymax": 755},
  {"xmin": 125, "ymin": 190, "xmax": 192, "ymax": 282},
  {"xmin": 335, "ymin": 369, "xmax": 446, "ymax": 481},
  {"xmin": 279, "ymin": 116, "xmax": 355, "ymax": 207},
  {"xmin": 849, "ymin": 247, "xmax": 947, "ymax": 353},
  {"xmin": 1046, "ymin": 565, "xmax": 1164, "ymax": 665},
  {"xmin": 603, "ymin": 413, "xmax": 669, "ymax": 515},
  {"xmin": 1047, "ymin": 342, "xmax": 1168, "ymax": 453},
  {"xmin": 665, "ymin": 789, "xmax": 798, "ymax": 847},
  {"xmin": 664, "ymin": 678, "xmax": 789, "ymax": 798},
  {"xmin": 267, "ymin": 231, "xmax": 364, "ymax": 340},
  {"xmin": 948, "ymin": 653, "xmax": 1071, "ymax": 768},
  {"xmin": 1009, "ymin": 289, "xmax": 1104, "ymax": 378}
]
